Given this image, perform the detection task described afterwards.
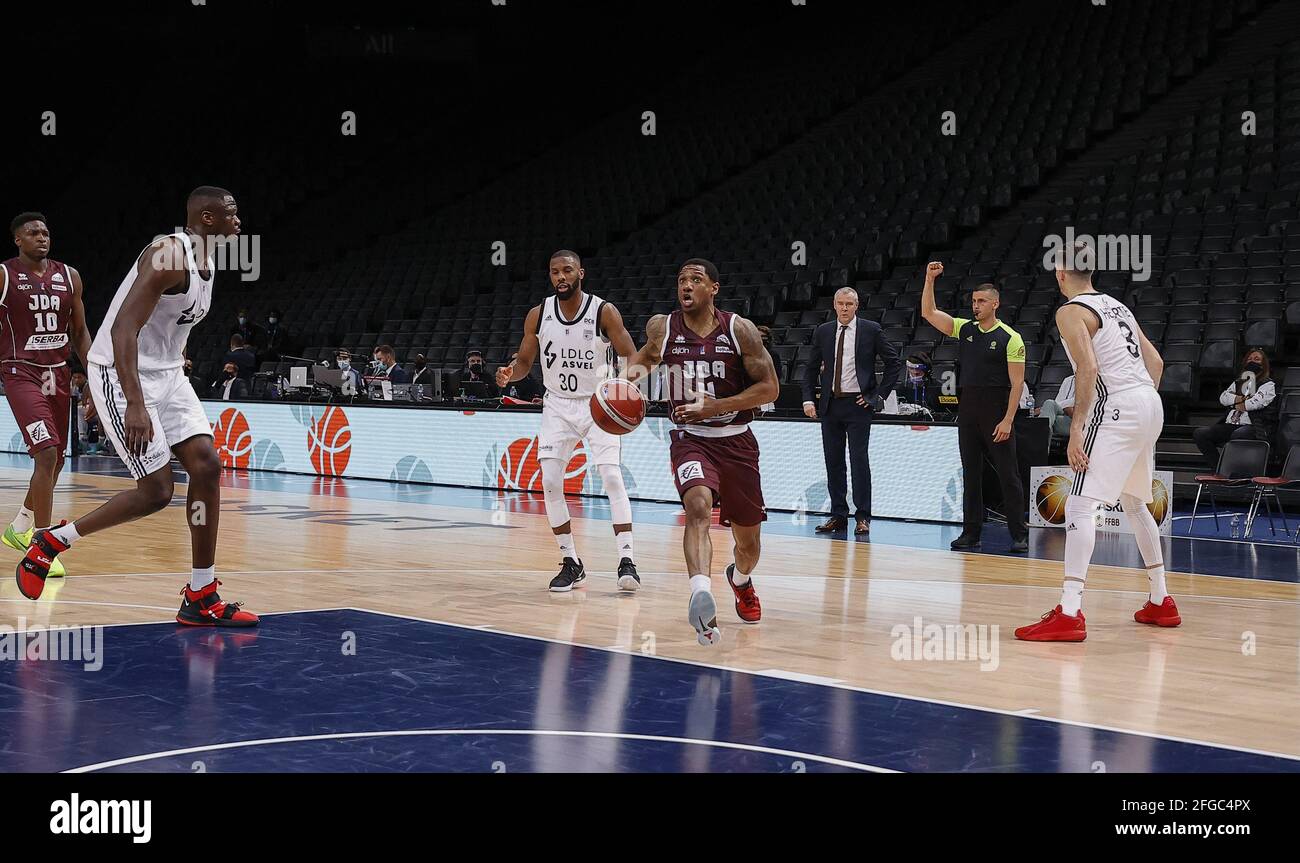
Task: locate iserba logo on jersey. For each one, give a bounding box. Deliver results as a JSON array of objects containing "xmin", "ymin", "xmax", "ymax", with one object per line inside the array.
[{"xmin": 24, "ymin": 334, "xmax": 69, "ymax": 351}]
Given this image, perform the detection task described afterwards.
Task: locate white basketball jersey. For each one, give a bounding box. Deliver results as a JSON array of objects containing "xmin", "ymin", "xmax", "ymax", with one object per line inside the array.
[
  {"xmin": 89, "ymin": 232, "xmax": 213, "ymax": 372},
  {"xmin": 1060, "ymin": 292, "xmax": 1154, "ymax": 395},
  {"xmin": 535, "ymin": 292, "xmax": 612, "ymax": 399}
]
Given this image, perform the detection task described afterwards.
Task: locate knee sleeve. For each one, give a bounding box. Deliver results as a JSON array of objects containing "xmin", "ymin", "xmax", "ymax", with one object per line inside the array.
[
  {"xmin": 540, "ymin": 458, "xmax": 571, "ymax": 528},
  {"xmin": 1064, "ymin": 495, "xmax": 1102, "ymax": 582},
  {"xmin": 598, "ymin": 464, "xmax": 632, "ymax": 524},
  {"xmin": 1121, "ymin": 492, "xmax": 1163, "ymax": 568}
]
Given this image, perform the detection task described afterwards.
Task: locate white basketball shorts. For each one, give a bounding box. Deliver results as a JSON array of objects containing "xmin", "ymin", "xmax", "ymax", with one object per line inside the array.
[
  {"xmin": 88, "ymin": 362, "xmax": 212, "ymax": 480},
  {"xmin": 1073, "ymin": 384, "xmax": 1164, "ymax": 505},
  {"xmin": 536, "ymin": 392, "xmax": 621, "ymax": 466}
]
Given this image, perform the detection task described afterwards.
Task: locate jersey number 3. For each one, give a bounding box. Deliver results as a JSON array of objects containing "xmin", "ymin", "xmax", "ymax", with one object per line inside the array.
[{"xmin": 1116, "ymin": 320, "xmax": 1140, "ymax": 359}]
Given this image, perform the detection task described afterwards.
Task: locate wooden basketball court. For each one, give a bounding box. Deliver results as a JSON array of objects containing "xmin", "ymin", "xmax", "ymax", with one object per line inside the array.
[{"xmin": 1, "ymin": 457, "xmax": 1297, "ymax": 772}]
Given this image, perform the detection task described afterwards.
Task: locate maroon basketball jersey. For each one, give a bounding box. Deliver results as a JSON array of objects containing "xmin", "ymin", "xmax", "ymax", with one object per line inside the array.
[
  {"xmin": 0, "ymin": 258, "xmax": 74, "ymax": 367},
  {"xmin": 660, "ymin": 307, "xmax": 755, "ymax": 430}
]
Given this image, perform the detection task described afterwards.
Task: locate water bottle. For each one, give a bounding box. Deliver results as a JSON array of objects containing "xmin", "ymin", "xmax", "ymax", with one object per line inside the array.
[{"xmin": 1230, "ymin": 514, "xmax": 1242, "ymax": 539}]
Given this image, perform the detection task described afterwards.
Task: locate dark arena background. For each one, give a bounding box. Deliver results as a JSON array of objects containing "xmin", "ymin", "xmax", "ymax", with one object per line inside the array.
[{"xmin": 0, "ymin": 0, "xmax": 1295, "ymax": 842}]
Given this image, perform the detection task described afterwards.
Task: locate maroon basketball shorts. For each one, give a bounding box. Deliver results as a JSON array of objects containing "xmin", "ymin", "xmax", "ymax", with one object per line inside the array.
[
  {"xmin": 2, "ymin": 362, "xmax": 70, "ymax": 455},
  {"xmin": 669, "ymin": 427, "xmax": 767, "ymax": 527}
]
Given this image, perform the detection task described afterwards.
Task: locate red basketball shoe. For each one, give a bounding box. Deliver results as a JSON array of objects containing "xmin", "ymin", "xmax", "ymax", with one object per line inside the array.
[
  {"xmin": 1014, "ymin": 605, "xmax": 1086, "ymax": 642},
  {"xmin": 725, "ymin": 564, "xmax": 762, "ymax": 624},
  {"xmin": 1134, "ymin": 596, "xmax": 1181, "ymax": 627},
  {"xmin": 15, "ymin": 521, "xmax": 71, "ymax": 600},
  {"xmin": 176, "ymin": 580, "xmax": 260, "ymax": 627}
]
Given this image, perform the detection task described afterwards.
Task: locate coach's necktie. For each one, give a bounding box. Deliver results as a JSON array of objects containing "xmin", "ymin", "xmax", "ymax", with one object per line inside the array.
[{"xmin": 832, "ymin": 325, "xmax": 848, "ymax": 397}]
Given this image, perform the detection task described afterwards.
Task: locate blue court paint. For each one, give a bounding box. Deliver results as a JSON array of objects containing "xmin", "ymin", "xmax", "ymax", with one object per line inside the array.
[{"xmin": 0, "ymin": 610, "xmax": 1294, "ymax": 774}]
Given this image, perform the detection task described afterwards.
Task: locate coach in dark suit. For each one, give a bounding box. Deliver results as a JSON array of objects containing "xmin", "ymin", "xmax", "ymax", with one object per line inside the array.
[{"xmin": 802, "ymin": 287, "xmax": 902, "ymax": 535}]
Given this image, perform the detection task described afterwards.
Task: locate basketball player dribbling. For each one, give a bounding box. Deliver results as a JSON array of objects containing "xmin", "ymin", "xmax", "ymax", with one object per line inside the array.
[
  {"xmin": 1016, "ymin": 239, "xmax": 1173, "ymax": 642},
  {"xmin": 15, "ymin": 187, "xmax": 258, "ymax": 627},
  {"xmin": 627, "ymin": 259, "xmax": 779, "ymax": 645},
  {"xmin": 497, "ymin": 250, "xmax": 643, "ymax": 592},
  {"xmin": 1, "ymin": 213, "xmax": 93, "ymax": 579}
]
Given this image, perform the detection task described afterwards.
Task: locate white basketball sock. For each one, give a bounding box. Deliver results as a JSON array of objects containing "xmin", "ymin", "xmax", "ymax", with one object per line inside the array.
[
  {"xmin": 1061, "ymin": 495, "xmax": 1101, "ymax": 616},
  {"xmin": 615, "ymin": 531, "xmax": 634, "ymax": 562},
  {"xmin": 51, "ymin": 521, "xmax": 81, "ymax": 547},
  {"xmin": 190, "ymin": 566, "xmax": 215, "ymax": 591},
  {"xmin": 1121, "ymin": 492, "xmax": 1167, "ymax": 603},
  {"xmin": 557, "ymin": 532, "xmax": 578, "ymax": 563},
  {"xmin": 689, "ymin": 574, "xmax": 710, "ymax": 594},
  {"xmin": 730, "ymin": 565, "xmax": 751, "ymax": 588},
  {"xmin": 12, "ymin": 506, "xmax": 33, "ymax": 534}
]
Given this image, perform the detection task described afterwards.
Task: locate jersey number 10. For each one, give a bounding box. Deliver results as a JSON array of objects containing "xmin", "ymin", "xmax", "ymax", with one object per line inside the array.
[{"xmin": 28, "ymin": 294, "xmax": 61, "ymax": 333}]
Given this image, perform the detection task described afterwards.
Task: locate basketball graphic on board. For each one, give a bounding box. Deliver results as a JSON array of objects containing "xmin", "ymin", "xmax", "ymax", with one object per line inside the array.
[
  {"xmin": 1035, "ymin": 473, "xmax": 1072, "ymax": 525},
  {"xmin": 496, "ymin": 436, "xmax": 586, "ymax": 493},
  {"xmin": 211, "ymin": 408, "xmax": 253, "ymax": 468},
  {"xmin": 307, "ymin": 406, "xmax": 352, "ymax": 476},
  {"xmin": 1147, "ymin": 478, "xmax": 1170, "ymax": 525}
]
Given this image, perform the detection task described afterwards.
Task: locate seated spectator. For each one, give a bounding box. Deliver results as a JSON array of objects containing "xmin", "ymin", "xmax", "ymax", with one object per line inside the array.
[
  {"xmin": 887, "ymin": 352, "xmax": 945, "ymax": 416},
  {"xmin": 223, "ymin": 334, "xmax": 257, "ymax": 381},
  {"xmin": 183, "ymin": 355, "xmax": 206, "ymax": 396},
  {"xmin": 500, "ymin": 351, "xmax": 543, "ymax": 402},
  {"xmin": 210, "ymin": 362, "xmax": 250, "ymax": 400},
  {"xmin": 263, "ymin": 308, "xmax": 292, "ymax": 362},
  {"xmin": 334, "ymin": 349, "xmax": 363, "ymax": 394},
  {"xmin": 1193, "ymin": 347, "xmax": 1278, "ymax": 469},
  {"xmin": 411, "ymin": 354, "xmax": 438, "ymax": 386},
  {"xmin": 1035, "ymin": 374, "xmax": 1075, "ymax": 438},
  {"xmin": 229, "ymin": 307, "xmax": 266, "ymax": 353},
  {"xmin": 458, "ymin": 349, "xmax": 499, "ymax": 397},
  {"xmin": 371, "ymin": 344, "xmax": 410, "ymax": 384}
]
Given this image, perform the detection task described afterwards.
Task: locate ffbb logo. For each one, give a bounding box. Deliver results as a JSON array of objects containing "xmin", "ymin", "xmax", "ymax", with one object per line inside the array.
[{"xmin": 49, "ymin": 794, "xmax": 151, "ymax": 843}]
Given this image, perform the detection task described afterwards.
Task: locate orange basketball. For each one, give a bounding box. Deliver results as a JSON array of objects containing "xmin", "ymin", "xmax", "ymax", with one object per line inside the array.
[
  {"xmin": 212, "ymin": 408, "xmax": 252, "ymax": 469},
  {"xmin": 496, "ymin": 437, "xmax": 587, "ymax": 493},
  {"xmin": 1035, "ymin": 474, "xmax": 1072, "ymax": 525},
  {"xmin": 590, "ymin": 379, "xmax": 645, "ymax": 435},
  {"xmin": 307, "ymin": 406, "xmax": 352, "ymax": 476}
]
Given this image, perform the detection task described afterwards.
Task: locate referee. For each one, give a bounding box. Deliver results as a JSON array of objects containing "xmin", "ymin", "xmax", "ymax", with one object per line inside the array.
[{"xmin": 921, "ymin": 262, "xmax": 1029, "ymax": 553}]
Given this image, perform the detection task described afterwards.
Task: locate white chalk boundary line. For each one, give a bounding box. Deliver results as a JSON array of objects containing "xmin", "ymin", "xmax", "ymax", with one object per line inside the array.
[{"xmin": 63, "ymin": 728, "xmax": 889, "ymax": 774}]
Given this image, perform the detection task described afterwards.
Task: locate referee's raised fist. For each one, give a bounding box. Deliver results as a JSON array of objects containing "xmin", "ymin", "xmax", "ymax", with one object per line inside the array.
[{"xmin": 926, "ymin": 261, "xmax": 944, "ymax": 279}]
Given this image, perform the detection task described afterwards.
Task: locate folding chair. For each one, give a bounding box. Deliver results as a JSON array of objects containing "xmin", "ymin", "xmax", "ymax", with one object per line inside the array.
[
  {"xmin": 1245, "ymin": 444, "xmax": 1300, "ymax": 538},
  {"xmin": 1189, "ymin": 439, "xmax": 1270, "ymax": 534}
]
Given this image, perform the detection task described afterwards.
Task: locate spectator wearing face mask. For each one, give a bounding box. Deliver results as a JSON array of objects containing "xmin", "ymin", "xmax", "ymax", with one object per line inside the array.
[
  {"xmin": 411, "ymin": 354, "xmax": 438, "ymax": 386},
  {"xmin": 264, "ymin": 309, "xmax": 291, "ymax": 362},
  {"xmin": 229, "ymin": 308, "xmax": 266, "ymax": 353},
  {"xmin": 459, "ymin": 349, "xmax": 499, "ymax": 397},
  {"xmin": 1193, "ymin": 347, "xmax": 1278, "ymax": 469},
  {"xmin": 895, "ymin": 352, "xmax": 944, "ymax": 414},
  {"xmin": 211, "ymin": 362, "xmax": 250, "ymax": 401},
  {"xmin": 335, "ymin": 349, "xmax": 363, "ymax": 394},
  {"xmin": 370, "ymin": 345, "xmax": 410, "ymax": 384}
]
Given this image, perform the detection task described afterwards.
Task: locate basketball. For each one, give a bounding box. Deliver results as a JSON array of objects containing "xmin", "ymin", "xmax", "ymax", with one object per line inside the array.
[
  {"xmin": 212, "ymin": 408, "xmax": 253, "ymax": 469},
  {"xmin": 307, "ymin": 406, "xmax": 352, "ymax": 476},
  {"xmin": 590, "ymin": 379, "xmax": 645, "ymax": 435},
  {"xmin": 1035, "ymin": 474, "xmax": 1072, "ymax": 525}
]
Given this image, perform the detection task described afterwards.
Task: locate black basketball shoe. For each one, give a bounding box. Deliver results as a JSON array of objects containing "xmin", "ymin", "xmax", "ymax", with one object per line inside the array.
[
  {"xmin": 549, "ymin": 558, "xmax": 586, "ymax": 592},
  {"xmin": 616, "ymin": 557, "xmax": 640, "ymax": 592}
]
